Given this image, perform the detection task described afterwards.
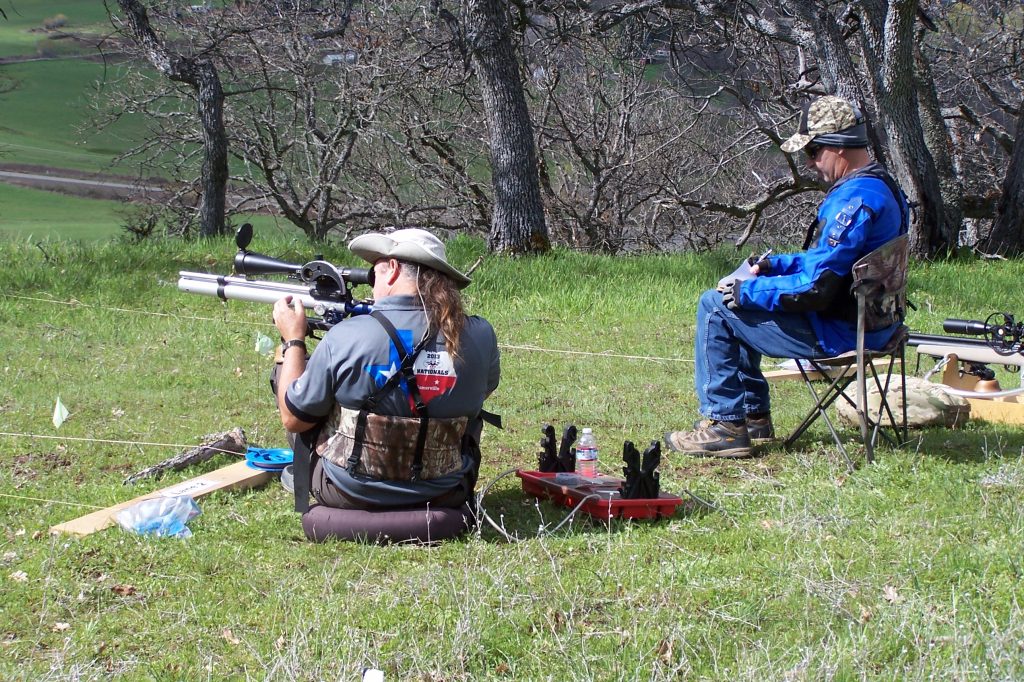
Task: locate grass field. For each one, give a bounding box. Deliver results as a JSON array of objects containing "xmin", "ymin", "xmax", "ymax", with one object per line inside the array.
[
  {"xmin": 1, "ymin": 0, "xmax": 151, "ymax": 177},
  {"xmin": 0, "ymin": 0, "xmax": 110, "ymax": 58},
  {"xmin": 0, "ymin": 183, "xmax": 126, "ymax": 240},
  {"xmin": 2, "ymin": 234, "xmax": 1024, "ymax": 679},
  {"xmin": 0, "ymin": 183, "xmax": 300, "ymax": 241},
  {"xmin": 0, "ymin": 59, "xmax": 149, "ymax": 174}
]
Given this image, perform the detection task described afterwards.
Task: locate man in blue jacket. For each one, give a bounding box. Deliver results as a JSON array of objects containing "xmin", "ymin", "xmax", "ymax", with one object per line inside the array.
[{"xmin": 665, "ymin": 96, "xmax": 909, "ymax": 458}]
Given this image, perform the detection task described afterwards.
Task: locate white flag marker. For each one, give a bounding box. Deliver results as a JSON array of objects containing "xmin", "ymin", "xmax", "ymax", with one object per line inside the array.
[{"xmin": 53, "ymin": 396, "xmax": 70, "ymax": 429}]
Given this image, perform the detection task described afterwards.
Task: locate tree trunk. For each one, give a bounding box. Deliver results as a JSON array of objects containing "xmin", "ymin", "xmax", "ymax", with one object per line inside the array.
[
  {"xmin": 116, "ymin": 0, "xmax": 228, "ymax": 237},
  {"xmin": 461, "ymin": 0, "xmax": 549, "ymax": 253},
  {"xmin": 912, "ymin": 31, "xmax": 964, "ymax": 247},
  {"xmin": 856, "ymin": 0, "xmax": 954, "ymax": 257},
  {"xmin": 195, "ymin": 61, "xmax": 228, "ymax": 237},
  {"xmin": 983, "ymin": 101, "xmax": 1024, "ymax": 255}
]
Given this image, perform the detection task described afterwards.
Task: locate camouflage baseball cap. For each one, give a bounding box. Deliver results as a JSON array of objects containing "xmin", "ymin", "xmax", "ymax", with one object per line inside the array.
[{"xmin": 780, "ymin": 96, "xmax": 867, "ymax": 153}]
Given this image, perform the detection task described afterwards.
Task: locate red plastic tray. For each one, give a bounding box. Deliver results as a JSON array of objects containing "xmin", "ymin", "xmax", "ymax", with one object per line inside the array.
[{"xmin": 516, "ymin": 470, "xmax": 683, "ymax": 520}]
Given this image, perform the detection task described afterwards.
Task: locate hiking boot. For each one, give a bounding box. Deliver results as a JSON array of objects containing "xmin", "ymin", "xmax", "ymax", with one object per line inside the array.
[
  {"xmin": 665, "ymin": 420, "xmax": 752, "ymax": 458},
  {"xmin": 691, "ymin": 415, "xmax": 775, "ymax": 445}
]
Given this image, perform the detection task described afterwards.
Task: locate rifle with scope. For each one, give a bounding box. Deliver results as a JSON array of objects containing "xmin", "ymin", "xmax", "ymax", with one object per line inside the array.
[
  {"xmin": 908, "ymin": 313, "xmax": 1024, "ymax": 359},
  {"xmin": 177, "ymin": 223, "xmax": 373, "ymax": 334},
  {"xmin": 908, "ymin": 312, "xmax": 1024, "ymax": 400}
]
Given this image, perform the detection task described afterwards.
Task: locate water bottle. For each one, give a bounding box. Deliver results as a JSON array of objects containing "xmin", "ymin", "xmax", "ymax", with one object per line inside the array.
[{"xmin": 575, "ymin": 428, "xmax": 599, "ymax": 479}]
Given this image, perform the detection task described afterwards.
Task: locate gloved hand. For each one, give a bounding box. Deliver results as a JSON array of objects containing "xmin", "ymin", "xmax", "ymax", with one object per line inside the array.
[
  {"xmin": 720, "ymin": 279, "xmax": 742, "ymax": 310},
  {"xmin": 746, "ymin": 254, "xmax": 772, "ymax": 275}
]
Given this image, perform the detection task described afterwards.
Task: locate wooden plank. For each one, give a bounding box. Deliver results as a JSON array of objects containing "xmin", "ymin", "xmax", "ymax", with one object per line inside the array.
[
  {"xmin": 965, "ymin": 398, "xmax": 1024, "ymax": 426},
  {"xmin": 50, "ymin": 460, "xmax": 273, "ymax": 537},
  {"xmin": 764, "ymin": 367, "xmax": 846, "ymax": 382},
  {"xmin": 764, "ymin": 359, "xmax": 902, "ymax": 383}
]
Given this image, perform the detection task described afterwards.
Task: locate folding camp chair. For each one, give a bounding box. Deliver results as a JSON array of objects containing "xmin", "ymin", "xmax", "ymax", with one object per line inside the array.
[{"xmin": 783, "ymin": 235, "xmax": 910, "ymax": 468}]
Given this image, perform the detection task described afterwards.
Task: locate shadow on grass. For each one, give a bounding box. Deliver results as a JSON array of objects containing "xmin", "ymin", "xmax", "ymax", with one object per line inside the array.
[
  {"xmin": 473, "ymin": 478, "xmax": 717, "ymax": 543},
  {"xmin": 906, "ymin": 423, "xmax": 1024, "ymax": 464},
  {"xmin": 766, "ymin": 421, "xmax": 1024, "ymax": 467}
]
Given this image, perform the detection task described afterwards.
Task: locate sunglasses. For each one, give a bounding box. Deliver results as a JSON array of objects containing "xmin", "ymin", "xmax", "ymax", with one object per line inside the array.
[{"xmin": 804, "ymin": 144, "xmax": 823, "ymax": 160}]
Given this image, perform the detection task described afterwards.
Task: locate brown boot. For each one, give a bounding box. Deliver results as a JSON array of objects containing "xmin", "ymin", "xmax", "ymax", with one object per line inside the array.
[
  {"xmin": 665, "ymin": 420, "xmax": 752, "ymax": 458},
  {"xmin": 691, "ymin": 415, "xmax": 775, "ymax": 446}
]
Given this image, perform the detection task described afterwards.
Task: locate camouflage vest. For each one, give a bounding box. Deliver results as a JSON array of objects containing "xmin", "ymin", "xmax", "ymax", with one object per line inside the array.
[{"xmin": 316, "ymin": 405, "xmax": 466, "ymax": 480}]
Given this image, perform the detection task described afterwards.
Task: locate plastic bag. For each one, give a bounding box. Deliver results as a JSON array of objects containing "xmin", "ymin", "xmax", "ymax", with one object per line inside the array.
[
  {"xmin": 254, "ymin": 332, "xmax": 275, "ymax": 356},
  {"xmin": 115, "ymin": 495, "xmax": 201, "ymax": 538}
]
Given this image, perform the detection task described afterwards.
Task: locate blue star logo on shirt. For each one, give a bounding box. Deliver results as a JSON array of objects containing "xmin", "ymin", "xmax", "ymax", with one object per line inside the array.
[{"xmin": 364, "ymin": 328, "xmax": 415, "ymax": 393}]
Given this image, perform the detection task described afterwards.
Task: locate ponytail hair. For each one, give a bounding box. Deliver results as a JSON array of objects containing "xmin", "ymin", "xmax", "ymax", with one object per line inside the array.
[{"xmin": 402, "ymin": 261, "xmax": 466, "ymax": 360}]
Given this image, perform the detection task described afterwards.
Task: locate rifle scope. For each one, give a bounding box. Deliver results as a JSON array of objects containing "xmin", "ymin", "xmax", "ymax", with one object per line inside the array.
[
  {"xmin": 944, "ymin": 313, "xmax": 1024, "ymax": 357},
  {"xmin": 233, "ymin": 250, "xmax": 303, "ymax": 277},
  {"xmin": 230, "ymin": 223, "xmax": 372, "ymax": 286},
  {"xmin": 942, "ymin": 319, "xmax": 990, "ymax": 336}
]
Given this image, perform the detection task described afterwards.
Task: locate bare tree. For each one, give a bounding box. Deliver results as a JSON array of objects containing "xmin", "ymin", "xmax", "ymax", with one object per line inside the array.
[
  {"xmin": 929, "ymin": 1, "xmax": 1024, "ymax": 255},
  {"xmin": 102, "ymin": 0, "xmax": 1022, "ymax": 257},
  {"xmin": 111, "ymin": 0, "xmax": 229, "ymax": 238},
  {"xmin": 460, "ymin": 0, "xmax": 549, "ymax": 253}
]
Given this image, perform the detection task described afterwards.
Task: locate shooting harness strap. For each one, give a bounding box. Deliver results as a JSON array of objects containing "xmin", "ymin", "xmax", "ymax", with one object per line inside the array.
[{"xmin": 345, "ymin": 311, "xmax": 434, "ymax": 482}]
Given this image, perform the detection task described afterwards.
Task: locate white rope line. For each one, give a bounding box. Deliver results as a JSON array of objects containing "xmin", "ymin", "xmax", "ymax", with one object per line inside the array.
[
  {"xmin": 499, "ymin": 343, "xmax": 690, "ymax": 363},
  {"xmin": 2, "ymin": 292, "xmax": 693, "ymax": 364},
  {"xmin": 0, "ymin": 431, "xmax": 243, "ymax": 456},
  {"xmin": 2, "ymin": 293, "xmax": 268, "ymax": 328},
  {"xmin": 0, "ymin": 492, "xmax": 103, "ymax": 510}
]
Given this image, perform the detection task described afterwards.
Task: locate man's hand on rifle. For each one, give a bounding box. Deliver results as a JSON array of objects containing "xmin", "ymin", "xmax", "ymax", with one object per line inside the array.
[
  {"xmin": 271, "ymin": 296, "xmax": 317, "ymax": 433},
  {"xmin": 273, "ymin": 296, "xmax": 309, "ymax": 342}
]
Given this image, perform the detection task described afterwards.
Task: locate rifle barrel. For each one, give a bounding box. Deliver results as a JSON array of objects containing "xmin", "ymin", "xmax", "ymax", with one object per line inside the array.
[{"xmin": 178, "ymin": 271, "xmax": 320, "ymax": 309}]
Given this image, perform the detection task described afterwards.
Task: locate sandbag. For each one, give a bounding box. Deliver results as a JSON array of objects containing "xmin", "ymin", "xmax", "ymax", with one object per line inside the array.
[
  {"xmin": 837, "ymin": 375, "xmax": 970, "ymax": 428},
  {"xmin": 301, "ymin": 503, "xmax": 474, "ymax": 544}
]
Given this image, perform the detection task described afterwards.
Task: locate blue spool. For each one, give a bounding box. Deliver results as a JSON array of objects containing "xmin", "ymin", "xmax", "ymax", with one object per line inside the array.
[{"xmin": 245, "ymin": 446, "xmax": 294, "ymax": 471}]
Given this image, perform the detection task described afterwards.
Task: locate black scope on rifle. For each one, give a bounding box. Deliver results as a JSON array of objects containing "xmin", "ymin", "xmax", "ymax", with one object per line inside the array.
[
  {"xmin": 233, "ymin": 249, "xmax": 303, "ymax": 276},
  {"xmin": 233, "ymin": 223, "xmax": 302, "ymax": 276},
  {"xmin": 943, "ymin": 313, "xmax": 1023, "ymax": 357},
  {"xmin": 230, "ymin": 222, "xmax": 372, "ymax": 286},
  {"xmin": 943, "ymin": 319, "xmax": 990, "ymax": 336}
]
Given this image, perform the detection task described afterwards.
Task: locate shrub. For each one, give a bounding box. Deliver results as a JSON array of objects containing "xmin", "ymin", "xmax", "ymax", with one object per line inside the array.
[{"xmin": 43, "ymin": 14, "xmax": 68, "ymax": 31}]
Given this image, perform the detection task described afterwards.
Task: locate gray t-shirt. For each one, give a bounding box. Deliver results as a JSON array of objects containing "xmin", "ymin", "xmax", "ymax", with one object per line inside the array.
[{"xmin": 285, "ymin": 295, "xmax": 500, "ymax": 506}]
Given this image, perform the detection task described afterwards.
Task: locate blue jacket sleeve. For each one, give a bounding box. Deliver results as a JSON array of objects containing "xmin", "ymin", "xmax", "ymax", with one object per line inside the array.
[{"xmin": 738, "ymin": 192, "xmax": 870, "ymax": 312}]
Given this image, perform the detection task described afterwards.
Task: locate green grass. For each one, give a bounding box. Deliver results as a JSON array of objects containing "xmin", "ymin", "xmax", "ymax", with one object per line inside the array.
[
  {"xmin": 0, "ymin": 183, "xmax": 294, "ymax": 241},
  {"xmin": 0, "ymin": 0, "xmax": 153, "ymax": 175},
  {"xmin": 0, "ymin": 59, "xmax": 149, "ymax": 174},
  {"xmin": 0, "ymin": 0, "xmax": 111, "ymax": 58},
  {"xmin": 0, "ymin": 182, "xmax": 126, "ymax": 240},
  {"xmin": 2, "ymin": 235, "xmax": 1024, "ymax": 679}
]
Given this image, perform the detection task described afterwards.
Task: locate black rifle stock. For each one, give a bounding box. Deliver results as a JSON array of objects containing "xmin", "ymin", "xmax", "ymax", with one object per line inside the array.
[{"xmin": 177, "ymin": 223, "xmax": 373, "ymax": 333}]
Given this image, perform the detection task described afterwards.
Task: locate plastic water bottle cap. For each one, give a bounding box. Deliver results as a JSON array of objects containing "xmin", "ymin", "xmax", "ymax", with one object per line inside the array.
[{"xmin": 582, "ymin": 428, "xmax": 592, "ymax": 434}]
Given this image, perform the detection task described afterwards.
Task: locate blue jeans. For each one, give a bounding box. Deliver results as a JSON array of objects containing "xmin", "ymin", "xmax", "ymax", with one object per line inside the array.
[{"xmin": 694, "ymin": 289, "xmax": 828, "ymax": 421}]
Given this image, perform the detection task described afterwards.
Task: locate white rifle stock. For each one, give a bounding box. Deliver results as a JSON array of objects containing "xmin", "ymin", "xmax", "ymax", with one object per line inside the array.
[{"xmin": 909, "ymin": 314, "xmax": 1024, "ymax": 400}]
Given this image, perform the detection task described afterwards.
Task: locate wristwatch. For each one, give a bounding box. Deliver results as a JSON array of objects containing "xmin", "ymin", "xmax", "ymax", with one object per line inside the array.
[{"xmin": 280, "ymin": 338, "xmax": 307, "ymax": 355}]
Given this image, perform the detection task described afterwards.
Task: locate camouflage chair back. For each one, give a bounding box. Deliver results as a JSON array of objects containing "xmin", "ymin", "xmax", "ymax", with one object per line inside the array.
[{"xmin": 785, "ymin": 235, "xmax": 910, "ymax": 468}]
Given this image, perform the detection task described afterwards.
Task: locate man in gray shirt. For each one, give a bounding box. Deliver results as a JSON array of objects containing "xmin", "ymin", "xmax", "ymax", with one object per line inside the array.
[{"xmin": 273, "ymin": 229, "xmax": 500, "ymax": 510}]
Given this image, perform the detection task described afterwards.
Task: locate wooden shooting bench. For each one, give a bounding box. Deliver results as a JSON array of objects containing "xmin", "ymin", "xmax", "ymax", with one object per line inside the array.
[
  {"xmin": 913, "ymin": 344, "xmax": 1024, "ymax": 426},
  {"xmin": 50, "ymin": 461, "xmax": 272, "ymax": 537},
  {"xmin": 764, "ymin": 357, "xmax": 903, "ymax": 383},
  {"xmin": 766, "ymin": 347, "xmax": 1024, "ymax": 427}
]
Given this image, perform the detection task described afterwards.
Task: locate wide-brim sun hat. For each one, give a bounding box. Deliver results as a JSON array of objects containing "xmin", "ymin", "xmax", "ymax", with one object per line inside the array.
[
  {"xmin": 780, "ymin": 95, "xmax": 868, "ymax": 153},
  {"xmin": 349, "ymin": 228, "xmax": 471, "ymax": 288}
]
